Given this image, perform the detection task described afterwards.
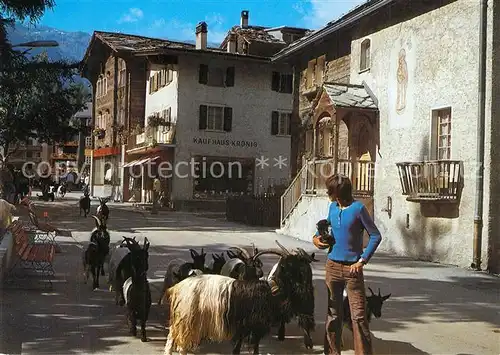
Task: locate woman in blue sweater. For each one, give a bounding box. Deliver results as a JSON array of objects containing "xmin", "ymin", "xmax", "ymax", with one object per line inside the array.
[{"xmin": 313, "ymin": 174, "xmax": 382, "ymax": 355}]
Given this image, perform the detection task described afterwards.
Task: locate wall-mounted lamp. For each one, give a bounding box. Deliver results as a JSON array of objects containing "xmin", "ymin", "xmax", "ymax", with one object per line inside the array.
[{"xmin": 381, "ymin": 196, "xmax": 392, "ymax": 219}]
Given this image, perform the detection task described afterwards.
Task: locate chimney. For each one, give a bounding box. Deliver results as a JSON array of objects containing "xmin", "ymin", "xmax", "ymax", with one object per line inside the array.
[
  {"xmin": 240, "ymin": 10, "xmax": 249, "ymax": 28},
  {"xmin": 227, "ymin": 32, "xmax": 237, "ymax": 53},
  {"xmin": 195, "ymin": 22, "xmax": 207, "ymax": 50}
]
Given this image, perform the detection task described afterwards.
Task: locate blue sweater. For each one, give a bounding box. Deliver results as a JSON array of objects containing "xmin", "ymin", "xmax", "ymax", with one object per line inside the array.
[{"xmin": 316, "ymin": 200, "xmax": 382, "ymax": 263}]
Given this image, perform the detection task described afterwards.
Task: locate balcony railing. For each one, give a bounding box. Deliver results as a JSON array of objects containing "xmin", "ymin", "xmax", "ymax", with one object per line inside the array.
[
  {"xmin": 51, "ymin": 153, "xmax": 77, "ymax": 160},
  {"xmin": 135, "ymin": 124, "xmax": 176, "ymax": 147},
  {"xmin": 305, "ymin": 159, "xmax": 375, "ymax": 196},
  {"xmin": 396, "ymin": 160, "xmax": 463, "ymax": 202}
]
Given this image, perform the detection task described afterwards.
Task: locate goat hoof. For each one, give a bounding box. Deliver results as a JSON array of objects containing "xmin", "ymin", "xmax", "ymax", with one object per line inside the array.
[
  {"xmin": 141, "ymin": 336, "xmax": 147, "ymax": 342},
  {"xmin": 277, "ymin": 335, "xmax": 285, "ymax": 341},
  {"xmin": 304, "ymin": 339, "xmax": 313, "ymax": 349},
  {"xmin": 119, "ymin": 299, "xmax": 125, "ymax": 306}
]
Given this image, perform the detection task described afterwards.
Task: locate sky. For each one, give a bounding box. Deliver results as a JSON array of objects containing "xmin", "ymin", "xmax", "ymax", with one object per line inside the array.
[{"xmin": 37, "ymin": 0, "xmax": 367, "ymax": 43}]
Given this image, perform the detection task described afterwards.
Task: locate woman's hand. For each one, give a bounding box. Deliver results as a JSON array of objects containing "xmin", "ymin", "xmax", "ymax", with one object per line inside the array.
[
  {"xmin": 349, "ymin": 262, "xmax": 364, "ymax": 276},
  {"xmin": 313, "ymin": 236, "xmax": 330, "ymax": 250}
]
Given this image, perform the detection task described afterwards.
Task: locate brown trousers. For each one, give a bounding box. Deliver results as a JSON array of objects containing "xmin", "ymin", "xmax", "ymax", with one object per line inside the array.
[{"xmin": 324, "ymin": 259, "xmax": 373, "ymax": 355}]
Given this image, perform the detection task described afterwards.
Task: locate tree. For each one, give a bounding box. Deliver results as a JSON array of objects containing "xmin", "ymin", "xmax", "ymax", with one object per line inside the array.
[{"xmin": 0, "ymin": 50, "xmax": 89, "ymax": 162}]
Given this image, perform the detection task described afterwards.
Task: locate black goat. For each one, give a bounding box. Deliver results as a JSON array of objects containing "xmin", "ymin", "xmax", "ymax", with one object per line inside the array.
[
  {"xmin": 157, "ymin": 248, "xmax": 206, "ymax": 305},
  {"xmin": 221, "ymin": 245, "xmax": 264, "ymax": 280},
  {"xmin": 79, "ymin": 190, "xmax": 91, "ymax": 217},
  {"xmin": 96, "ymin": 196, "xmax": 110, "ymax": 222},
  {"xmin": 206, "ymin": 252, "xmax": 226, "ymax": 274},
  {"xmin": 164, "ymin": 240, "xmax": 317, "ymax": 355},
  {"xmin": 267, "ymin": 242, "xmax": 318, "ymax": 350},
  {"xmin": 110, "ymin": 236, "xmax": 137, "ymax": 306},
  {"xmin": 121, "ymin": 237, "xmax": 152, "ymax": 342},
  {"xmin": 82, "ymin": 215, "xmax": 111, "ymax": 289},
  {"xmin": 343, "ymin": 286, "xmax": 391, "ymax": 332}
]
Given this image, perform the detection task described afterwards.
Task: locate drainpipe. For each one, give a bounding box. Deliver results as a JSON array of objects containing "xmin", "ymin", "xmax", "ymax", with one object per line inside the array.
[{"xmin": 472, "ymin": 0, "xmax": 488, "ymax": 270}]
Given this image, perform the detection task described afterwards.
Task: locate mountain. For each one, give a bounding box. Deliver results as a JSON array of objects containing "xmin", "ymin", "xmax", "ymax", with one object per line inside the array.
[
  {"xmin": 6, "ymin": 23, "xmax": 222, "ymax": 86},
  {"xmin": 7, "ymin": 23, "xmax": 221, "ymax": 61},
  {"xmin": 7, "ymin": 23, "xmax": 92, "ymax": 62}
]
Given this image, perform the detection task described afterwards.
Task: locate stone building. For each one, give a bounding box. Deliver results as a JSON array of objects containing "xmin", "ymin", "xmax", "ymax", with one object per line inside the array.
[
  {"xmin": 81, "ymin": 11, "xmax": 309, "ymax": 208},
  {"xmin": 124, "ymin": 11, "xmax": 309, "ymax": 210},
  {"xmin": 80, "ymin": 32, "xmax": 181, "ymax": 200},
  {"xmin": 274, "ymin": 0, "xmax": 500, "ymax": 272}
]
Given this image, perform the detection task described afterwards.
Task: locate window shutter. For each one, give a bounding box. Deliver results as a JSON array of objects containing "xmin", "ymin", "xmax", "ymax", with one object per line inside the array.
[
  {"xmin": 271, "ymin": 71, "xmax": 280, "ymax": 91},
  {"xmin": 223, "ymin": 107, "xmax": 233, "ymax": 132},
  {"xmin": 287, "ymin": 113, "xmax": 292, "ymax": 135},
  {"xmin": 271, "ymin": 111, "xmax": 279, "ymax": 135},
  {"xmin": 199, "ymin": 105, "xmax": 208, "ymax": 129},
  {"xmin": 225, "ymin": 67, "xmax": 235, "ymax": 87},
  {"xmin": 199, "ymin": 64, "xmax": 208, "ymax": 84}
]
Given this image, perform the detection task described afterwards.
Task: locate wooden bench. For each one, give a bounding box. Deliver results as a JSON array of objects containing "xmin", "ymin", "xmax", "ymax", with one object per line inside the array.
[{"xmin": 6, "ymin": 220, "xmax": 56, "ymax": 287}]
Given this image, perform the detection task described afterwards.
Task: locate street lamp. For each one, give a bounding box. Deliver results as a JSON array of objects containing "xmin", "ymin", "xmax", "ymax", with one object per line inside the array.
[{"xmin": 12, "ymin": 40, "xmax": 59, "ymax": 48}]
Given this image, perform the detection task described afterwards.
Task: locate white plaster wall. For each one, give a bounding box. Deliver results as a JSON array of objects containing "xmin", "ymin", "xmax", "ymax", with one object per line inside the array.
[
  {"xmin": 173, "ymin": 55, "xmax": 293, "ymax": 201},
  {"xmin": 349, "ymin": 0, "xmax": 491, "ymax": 268},
  {"xmin": 145, "ymin": 65, "xmax": 178, "ymax": 126},
  {"xmin": 277, "ymin": 195, "xmax": 330, "ymax": 241}
]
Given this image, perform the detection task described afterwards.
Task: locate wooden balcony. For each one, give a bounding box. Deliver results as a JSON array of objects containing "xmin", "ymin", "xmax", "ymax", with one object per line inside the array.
[
  {"xmin": 134, "ymin": 124, "xmax": 176, "ymax": 147},
  {"xmin": 280, "ymin": 158, "xmax": 374, "ymax": 224},
  {"xmin": 396, "ymin": 160, "xmax": 463, "ymax": 202},
  {"xmin": 305, "ymin": 159, "xmax": 375, "ymax": 196}
]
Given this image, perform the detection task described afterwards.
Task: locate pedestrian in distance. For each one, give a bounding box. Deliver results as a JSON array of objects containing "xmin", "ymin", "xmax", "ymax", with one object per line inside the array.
[{"xmin": 312, "ymin": 173, "xmax": 382, "ymax": 355}]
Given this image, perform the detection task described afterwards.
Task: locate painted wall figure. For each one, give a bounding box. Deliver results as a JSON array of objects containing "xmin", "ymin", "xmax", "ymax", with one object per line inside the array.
[{"xmin": 396, "ymin": 48, "xmax": 408, "ymax": 114}]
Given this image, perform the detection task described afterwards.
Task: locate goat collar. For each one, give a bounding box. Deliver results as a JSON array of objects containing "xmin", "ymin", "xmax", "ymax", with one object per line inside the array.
[{"xmin": 267, "ymin": 279, "xmax": 280, "ymax": 296}]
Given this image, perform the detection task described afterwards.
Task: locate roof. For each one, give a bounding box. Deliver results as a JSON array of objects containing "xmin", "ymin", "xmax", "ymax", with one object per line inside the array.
[
  {"xmin": 323, "ymin": 83, "xmax": 377, "ymax": 109},
  {"xmin": 94, "ymin": 31, "xmax": 194, "ymax": 52},
  {"xmin": 220, "ymin": 25, "xmax": 285, "ymax": 49},
  {"xmin": 80, "ymin": 31, "xmax": 196, "ymax": 73},
  {"xmin": 264, "ymin": 26, "xmax": 310, "ymax": 33},
  {"xmin": 272, "ymin": 0, "xmax": 395, "ymax": 61}
]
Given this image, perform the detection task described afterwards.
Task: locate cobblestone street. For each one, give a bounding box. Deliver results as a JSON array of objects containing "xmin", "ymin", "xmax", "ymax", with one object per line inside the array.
[{"xmin": 0, "ymin": 195, "xmax": 498, "ymax": 354}]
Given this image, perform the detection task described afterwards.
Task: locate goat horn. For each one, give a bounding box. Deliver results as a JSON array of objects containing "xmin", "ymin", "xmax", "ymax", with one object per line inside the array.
[
  {"xmin": 275, "ymin": 240, "xmax": 291, "ymax": 255},
  {"xmin": 368, "ymin": 287, "xmax": 375, "ymax": 295},
  {"xmin": 91, "ymin": 215, "xmax": 101, "ymax": 227},
  {"xmin": 378, "ymin": 288, "xmax": 381, "ymax": 297},
  {"xmin": 228, "ymin": 246, "xmax": 251, "ymax": 259},
  {"xmin": 252, "ymin": 248, "xmax": 285, "ymax": 260}
]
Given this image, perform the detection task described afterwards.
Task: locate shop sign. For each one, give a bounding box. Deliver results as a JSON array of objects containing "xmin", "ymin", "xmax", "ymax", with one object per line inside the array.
[{"xmin": 192, "ymin": 137, "xmax": 258, "ymax": 148}]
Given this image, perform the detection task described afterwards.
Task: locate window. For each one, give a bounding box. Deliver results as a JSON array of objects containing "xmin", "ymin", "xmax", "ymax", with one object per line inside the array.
[
  {"xmin": 96, "ymin": 112, "xmax": 102, "ymax": 128},
  {"xmin": 26, "ymin": 151, "xmax": 33, "ymax": 159},
  {"xmin": 162, "ymin": 108, "xmax": 172, "ymax": 123},
  {"xmin": 85, "ymin": 156, "xmax": 92, "ymax": 165},
  {"xmin": 198, "ymin": 65, "xmax": 235, "ymax": 87},
  {"xmin": 118, "ymin": 110, "xmax": 125, "ymax": 125},
  {"xmin": 271, "ymin": 111, "xmax": 291, "ymax": 136},
  {"xmin": 198, "ymin": 104, "xmax": 232, "ymax": 132},
  {"xmin": 271, "ymin": 72, "xmax": 293, "ymax": 94},
  {"xmin": 208, "ymin": 68, "xmax": 224, "ymax": 87},
  {"xmin": 431, "ymin": 107, "xmax": 452, "ymax": 160},
  {"xmin": 34, "ymin": 151, "xmax": 41, "ymax": 159},
  {"xmin": 360, "ymin": 38, "xmax": 371, "ymax": 72},
  {"xmin": 149, "ymin": 67, "xmax": 175, "ymax": 95},
  {"xmin": 85, "ymin": 136, "xmax": 92, "ymax": 148},
  {"xmin": 119, "ymin": 68, "xmax": 126, "ymax": 87}
]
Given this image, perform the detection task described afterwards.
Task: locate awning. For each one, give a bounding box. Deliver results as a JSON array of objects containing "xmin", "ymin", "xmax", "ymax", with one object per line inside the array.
[{"xmin": 123, "ymin": 156, "xmax": 160, "ymax": 168}]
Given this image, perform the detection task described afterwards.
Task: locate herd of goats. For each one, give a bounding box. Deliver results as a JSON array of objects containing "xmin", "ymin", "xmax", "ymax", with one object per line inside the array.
[{"xmin": 80, "ymin": 198, "xmax": 391, "ymax": 355}]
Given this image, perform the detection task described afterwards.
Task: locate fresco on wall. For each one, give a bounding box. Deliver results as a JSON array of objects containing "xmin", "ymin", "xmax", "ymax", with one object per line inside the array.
[{"xmin": 388, "ymin": 31, "xmax": 415, "ymax": 129}]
